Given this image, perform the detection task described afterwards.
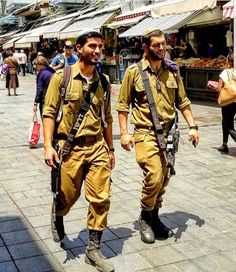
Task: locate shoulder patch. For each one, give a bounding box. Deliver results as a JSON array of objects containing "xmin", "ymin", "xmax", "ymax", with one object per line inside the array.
[{"xmin": 165, "ymin": 59, "xmax": 178, "ymax": 72}]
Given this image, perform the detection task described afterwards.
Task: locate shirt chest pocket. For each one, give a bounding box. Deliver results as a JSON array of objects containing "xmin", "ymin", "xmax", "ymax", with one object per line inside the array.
[
  {"xmin": 134, "ymin": 81, "xmax": 147, "ymax": 104},
  {"xmin": 63, "ymin": 90, "xmax": 81, "ymax": 114},
  {"xmin": 166, "ymin": 77, "xmax": 178, "ymax": 90}
]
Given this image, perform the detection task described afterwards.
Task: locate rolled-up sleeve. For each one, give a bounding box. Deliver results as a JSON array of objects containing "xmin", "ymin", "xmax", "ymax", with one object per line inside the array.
[
  {"xmin": 116, "ymin": 68, "xmax": 133, "ymax": 113},
  {"xmin": 175, "ymin": 71, "xmax": 191, "ymax": 110},
  {"xmin": 43, "ymin": 72, "xmax": 62, "ymax": 118}
]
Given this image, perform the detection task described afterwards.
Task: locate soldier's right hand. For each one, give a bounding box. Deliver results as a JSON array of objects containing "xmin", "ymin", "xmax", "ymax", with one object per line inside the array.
[
  {"xmin": 44, "ymin": 146, "xmax": 60, "ymax": 168},
  {"xmin": 120, "ymin": 134, "xmax": 134, "ymax": 151}
]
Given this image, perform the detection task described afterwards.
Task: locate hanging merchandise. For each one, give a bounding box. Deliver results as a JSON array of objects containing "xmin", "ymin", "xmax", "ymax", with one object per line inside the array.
[{"xmin": 226, "ymin": 30, "xmax": 233, "ymax": 47}]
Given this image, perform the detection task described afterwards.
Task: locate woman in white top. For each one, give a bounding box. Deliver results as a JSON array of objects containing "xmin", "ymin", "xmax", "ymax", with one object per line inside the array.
[{"xmin": 218, "ymin": 53, "xmax": 236, "ymax": 153}]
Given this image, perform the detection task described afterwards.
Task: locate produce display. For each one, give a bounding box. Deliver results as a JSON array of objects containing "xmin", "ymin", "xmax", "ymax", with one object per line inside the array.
[{"xmin": 174, "ymin": 55, "xmax": 227, "ymax": 69}]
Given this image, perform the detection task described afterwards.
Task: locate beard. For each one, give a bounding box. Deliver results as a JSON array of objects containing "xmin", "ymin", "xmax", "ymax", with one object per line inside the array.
[
  {"xmin": 148, "ymin": 47, "xmax": 165, "ymax": 61},
  {"xmin": 80, "ymin": 55, "xmax": 98, "ymax": 65}
]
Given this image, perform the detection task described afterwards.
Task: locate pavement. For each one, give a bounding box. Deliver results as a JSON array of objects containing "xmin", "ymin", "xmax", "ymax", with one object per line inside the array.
[{"xmin": 0, "ymin": 74, "xmax": 236, "ymax": 272}]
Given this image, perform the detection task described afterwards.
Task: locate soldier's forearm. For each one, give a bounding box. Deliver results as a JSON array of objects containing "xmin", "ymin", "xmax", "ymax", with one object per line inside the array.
[
  {"xmin": 43, "ymin": 117, "xmax": 55, "ymax": 148},
  {"xmin": 118, "ymin": 111, "xmax": 129, "ymax": 136},
  {"xmin": 103, "ymin": 123, "xmax": 114, "ymax": 149},
  {"xmin": 180, "ymin": 105, "xmax": 196, "ymax": 127}
]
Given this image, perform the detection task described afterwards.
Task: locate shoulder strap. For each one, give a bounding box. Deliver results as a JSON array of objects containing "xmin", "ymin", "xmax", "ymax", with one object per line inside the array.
[
  {"xmin": 60, "ymin": 80, "xmax": 99, "ymax": 160},
  {"xmin": 136, "ymin": 61, "xmax": 167, "ymax": 155},
  {"xmin": 56, "ymin": 66, "xmax": 71, "ymax": 122}
]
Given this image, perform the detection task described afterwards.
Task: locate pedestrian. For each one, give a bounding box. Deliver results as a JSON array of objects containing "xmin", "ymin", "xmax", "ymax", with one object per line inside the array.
[
  {"xmin": 33, "ymin": 56, "xmax": 55, "ymax": 118},
  {"xmin": 175, "ymin": 37, "xmax": 196, "ymax": 59},
  {"xmin": 116, "ymin": 28, "xmax": 199, "ymax": 244},
  {"xmin": 43, "ymin": 30, "xmax": 115, "ymax": 272},
  {"xmin": 50, "ymin": 40, "xmax": 78, "ymax": 70},
  {"xmin": 165, "ymin": 45, "xmax": 173, "ymax": 60},
  {"xmin": 3, "ymin": 51, "xmax": 19, "ymax": 96},
  {"xmin": 216, "ymin": 53, "xmax": 236, "ymax": 153},
  {"xmin": 18, "ymin": 49, "xmax": 27, "ymax": 76}
]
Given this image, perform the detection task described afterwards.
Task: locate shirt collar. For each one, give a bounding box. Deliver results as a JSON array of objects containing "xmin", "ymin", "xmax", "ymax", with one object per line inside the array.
[
  {"xmin": 141, "ymin": 57, "xmax": 167, "ymax": 74},
  {"xmin": 71, "ymin": 61, "xmax": 100, "ymax": 82}
]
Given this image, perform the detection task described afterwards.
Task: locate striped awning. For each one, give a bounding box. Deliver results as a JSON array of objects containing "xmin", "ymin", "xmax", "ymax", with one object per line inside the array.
[
  {"xmin": 223, "ymin": 0, "xmax": 235, "ymax": 20},
  {"xmin": 25, "ymin": 24, "xmax": 53, "ymax": 43},
  {"xmin": 119, "ymin": 11, "xmax": 202, "ymax": 38},
  {"xmin": 107, "ymin": 11, "xmax": 149, "ymax": 29},
  {"xmin": 43, "ymin": 18, "xmax": 73, "ymax": 39},
  {"xmin": 60, "ymin": 12, "xmax": 114, "ymax": 39}
]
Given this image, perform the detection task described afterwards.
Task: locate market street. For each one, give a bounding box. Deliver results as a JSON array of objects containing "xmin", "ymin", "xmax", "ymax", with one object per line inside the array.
[{"xmin": 0, "ymin": 75, "xmax": 236, "ymax": 272}]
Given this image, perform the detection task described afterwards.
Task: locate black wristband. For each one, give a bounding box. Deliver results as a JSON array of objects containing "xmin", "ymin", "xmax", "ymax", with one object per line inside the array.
[
  {"xmin": 189, "ymin": 125, "xmax": 199, "ymax": 130},
  {"xmin": 109, "ymin": 148, "xmax": 115, "ymax": 152}
]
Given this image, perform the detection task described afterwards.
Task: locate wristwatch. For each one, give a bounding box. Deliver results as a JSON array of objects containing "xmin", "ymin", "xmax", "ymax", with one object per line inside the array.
[
  {"xmin": 189, "ymin": 125, "xmax": 199, "ymax": 130},
  {"xmin": 109, "ymin": 148, "xmax": 115, "ymax": 152}
]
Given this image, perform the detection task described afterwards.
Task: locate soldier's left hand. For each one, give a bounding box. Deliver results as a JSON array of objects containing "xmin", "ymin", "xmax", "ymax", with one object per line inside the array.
[
  {"xmin": 188, "ymin": 129, "xmax": 199, "ymax": 147},
  {"xmin": 109, "ymin": 151, "xmax": 115, "ymax": 169}
]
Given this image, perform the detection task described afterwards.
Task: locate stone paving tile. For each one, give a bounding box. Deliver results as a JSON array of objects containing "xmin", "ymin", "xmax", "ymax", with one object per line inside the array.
[
  {"xmin": 0, "ymin": 218, "xmax": 30, "ymax": 234},
  {"xmin": 140, "ymin": 265, "xmax": 180, "ymax": 272},
  {"xmin": 111, "ymin": 253, "xmax": 152, "ymax": 271},
  {"xmin": 14, "ymin": 254, "xmax": 63, "ymax": 272},
  {"xmin": 0, "ymin": 261, "xmax": 18, "ymax": 272},
  {"xmin": 138, "ymin": 245, "xmax": 187, "ymax": 267},
  {"xmin": 7, "ymin": 240, "xmax": 50, "ymax": 260},
  {"xmin": 0, "ymin": 246, "xmax": 12, "ymax": 262},
  {"xmin": 208, "ymin": 249, "xmax": 236, "ymax": 272},
  {"xmin": 1, "ymin": 229, "xmax": 40, "ymax": 246}
]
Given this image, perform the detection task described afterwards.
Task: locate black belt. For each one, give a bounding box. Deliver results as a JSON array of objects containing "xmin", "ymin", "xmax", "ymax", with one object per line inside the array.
[{"xmin": 57, "ymin": 135, "xmax": 102, "ymax": 146}]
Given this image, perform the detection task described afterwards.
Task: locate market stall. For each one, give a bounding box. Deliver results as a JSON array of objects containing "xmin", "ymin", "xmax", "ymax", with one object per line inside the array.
[{"xmin": 175, "ymin": 56, "xmax": 227, "ymax": 100}]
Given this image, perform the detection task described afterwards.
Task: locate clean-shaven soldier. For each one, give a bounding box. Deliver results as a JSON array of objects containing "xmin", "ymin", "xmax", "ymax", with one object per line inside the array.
[
  {"xmin": 43, "ymin": 30, "xmax": 115, "ymax": 272},
  {"xmin": 116, "ymin": 29, "xmax": 199, "ymax": 244}
]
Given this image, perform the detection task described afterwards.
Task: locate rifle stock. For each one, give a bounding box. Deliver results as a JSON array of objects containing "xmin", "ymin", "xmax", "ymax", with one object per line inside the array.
[{"xmin": 166, "ymin": 112, "xmax": 180, "ymax": 178}]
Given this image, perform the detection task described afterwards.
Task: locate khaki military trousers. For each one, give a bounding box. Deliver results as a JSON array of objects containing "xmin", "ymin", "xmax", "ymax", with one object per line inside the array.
[
  {"xmin": 57, "ymin": 138, "xmax": 111, "ymax": 231},
  {"xmin": 134, "ymin": 130, "xmax": 169, "ymax": 211}
]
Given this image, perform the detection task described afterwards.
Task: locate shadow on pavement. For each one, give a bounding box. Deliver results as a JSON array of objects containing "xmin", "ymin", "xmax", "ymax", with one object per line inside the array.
[
  {"xmin": 0, "ymin": 216, "xmax": 61, "ymax": 272},
  {"xmin": 162, "ymin": 211, "xmax": 205, "ymax": 242}
]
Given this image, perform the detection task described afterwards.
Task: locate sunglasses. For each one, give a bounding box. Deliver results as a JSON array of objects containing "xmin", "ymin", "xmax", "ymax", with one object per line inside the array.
[{"xmin": 65, "ymin": 46, "xmax": 73, "ymax": 49}]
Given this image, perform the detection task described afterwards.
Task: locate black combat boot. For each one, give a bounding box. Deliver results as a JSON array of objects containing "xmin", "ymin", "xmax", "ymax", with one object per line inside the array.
[
  {"xmin": 152, "ymin": 209, "xmax": 174, "ymax": 239},
  {"xmin": 85, "ymin": 230, "xmax": 114, "ymax": 272},
  {"xmin": 138, "ymin": 210, "xmax": 155, "ymax": 244},
  {"xmin": 51, "ymin": 215, "xmax": 65, "ymax": 242}
]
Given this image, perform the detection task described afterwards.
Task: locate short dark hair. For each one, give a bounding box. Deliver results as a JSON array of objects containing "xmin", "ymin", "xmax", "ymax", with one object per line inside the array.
[
  {"xmin": 141, "ymin": 29, "xmax": 164, "ymax": 47},
  {"xmin": 76, "ymin": 31, "xmax": 103, "ymax": 47}
]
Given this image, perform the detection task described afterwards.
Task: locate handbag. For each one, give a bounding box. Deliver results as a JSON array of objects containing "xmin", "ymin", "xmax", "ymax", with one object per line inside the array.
[
  {"xmin": 1, "ymin": 63, "xmax": 9, "ymax": 75},
  {"xmin": 28, "ymin": 112, "xmax": 40, "ymax": 147},
  {"xmin": 218, "ymin": 70, "xmax": 236, "ymax": 106}
]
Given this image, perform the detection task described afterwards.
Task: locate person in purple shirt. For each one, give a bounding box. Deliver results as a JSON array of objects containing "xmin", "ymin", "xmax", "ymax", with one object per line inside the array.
[{"xmin": 33, "ymin": 56, "xmax": 55, "ymax": 117}]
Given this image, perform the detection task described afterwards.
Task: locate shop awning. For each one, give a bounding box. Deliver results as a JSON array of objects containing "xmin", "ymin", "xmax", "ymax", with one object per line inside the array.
[
  {"xmin": 43, "ymin": 18, "xmax": 73, "ymax": 39},
  {"xmin": 15, "ymin": 36, "xmax": 32, "ymax": 48},
  {"xmin": 151, "ymin": 0, "xmax": 217, "ymax": 17},
  {"xmin": 223, "ymin": 0, "xmax": 235, "ymax": 20},
  {"xmin": 2, "ymin": 36, "xmax": 22, "ymax": 49},
  {"xmin": 60, "ymin": 12, "xmax": 114, "ymax": 39},
  {"xmin": 119, "ymin": 11, "xmax": 202, "ymax": 38},
  {"xmin": 25, "ymin": 24, "xmax": 53, "ymax": 42}
]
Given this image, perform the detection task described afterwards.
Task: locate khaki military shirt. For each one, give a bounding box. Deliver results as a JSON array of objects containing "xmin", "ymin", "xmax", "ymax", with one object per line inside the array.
[
  {"xmin": 43, "ymin": 61, "xmax": 112, "ymax": 137},
  {"xmin": 116, "ymin": 57, "xmax": 190, "ymax": 127}
]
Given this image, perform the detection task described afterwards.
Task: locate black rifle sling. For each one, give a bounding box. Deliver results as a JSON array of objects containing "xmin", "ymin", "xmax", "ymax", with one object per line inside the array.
[
  {"xmin": 60, "ymin": 80, "xmax": 99, "ymax": 160},
  {"xmin": 136, "ymin": 62, "xmax": 167, "ymax": 154}
]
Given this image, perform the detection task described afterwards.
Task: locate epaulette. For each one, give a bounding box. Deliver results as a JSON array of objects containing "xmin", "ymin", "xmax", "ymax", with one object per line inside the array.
[{"xmin": 164, "ymin": 59, "xmax": 178, "ymax": 73}]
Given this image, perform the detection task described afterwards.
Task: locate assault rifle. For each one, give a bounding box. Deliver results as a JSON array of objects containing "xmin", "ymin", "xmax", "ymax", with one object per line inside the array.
[
  {"xmin": 166, "ymin": 111, "xmax": 180, "ymax": 179},
  {"xmin": 50, "ymin": 139, "xmax": 61, "ymax": 240}
]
